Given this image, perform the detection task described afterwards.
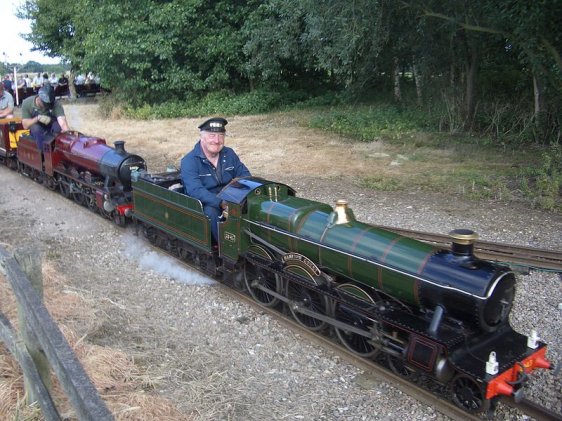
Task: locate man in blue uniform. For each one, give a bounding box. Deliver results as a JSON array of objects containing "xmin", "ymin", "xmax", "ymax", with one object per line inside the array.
[{"xmin": 180, "ymin": 117, "xmax": 251, "ymax": 241}]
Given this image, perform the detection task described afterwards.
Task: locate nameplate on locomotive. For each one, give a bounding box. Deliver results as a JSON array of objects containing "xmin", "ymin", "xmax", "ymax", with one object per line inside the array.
[{"xmin": 282, "ymin": 253, "xmax": 321, "ymax": 276}]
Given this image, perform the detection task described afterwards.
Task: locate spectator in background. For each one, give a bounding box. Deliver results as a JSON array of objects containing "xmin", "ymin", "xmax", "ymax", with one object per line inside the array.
[
  {"xmin": 0, "ymin": 83, "xmax": 15, "ymax": 119},
  {"xmin": 58, "ymin": 73, "xmax": 69, "ymax": 86},
  {"xmin": 24, "ymin": 74, "xmax": 32, "ymax": 87},
  {"xmin": 75, "ymin": 73, "xmax": 86, "ymax": 85},
  {"xmin": 58, "ymin": 73, "xmax": 70, "ymax": 98},
  {"xmin": 42, "ymin": 73, "xmax": 49, "ymax": 85},
  {"xmin": 32, "ymin": 73, "xmax": 42, "ymax": 90},
  {"xmin": 3, "ymin": 75, "xmax": 13, "ymax": 95},
  {"xmin": 17, "ymin": 76, "xmax": 26, "ymax": 88},
  {"xmin": 49, "ymin": 73, "xmax": 58, "ymax": 86}
]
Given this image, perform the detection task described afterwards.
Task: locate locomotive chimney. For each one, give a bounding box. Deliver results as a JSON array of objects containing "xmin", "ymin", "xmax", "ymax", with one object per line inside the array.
[
  {"xmin": 114, "ymin": 140, "xmax": 126, "ymax": 152},
  {"xmin": 448, "ymin": 229, "xmax": 479, "ymax": 256}
]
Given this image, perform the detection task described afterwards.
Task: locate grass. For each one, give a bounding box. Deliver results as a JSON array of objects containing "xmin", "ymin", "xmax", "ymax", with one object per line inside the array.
[
  {"xmin": 304, "ymin": 105, "xmax": 560, "ymax": 212},
  {"xmin": 0, "ymin": 265, "xmax": 189, "ymax": 420},
  {"xmin": 104, "ymin": 90, "xmax": 561, "ymax": 213}
]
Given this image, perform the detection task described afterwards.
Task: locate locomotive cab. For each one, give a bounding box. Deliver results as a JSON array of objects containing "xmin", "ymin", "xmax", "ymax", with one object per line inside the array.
[{"xmin": 217, "ymin": 177, "xmax": 296, "ymax": 261}]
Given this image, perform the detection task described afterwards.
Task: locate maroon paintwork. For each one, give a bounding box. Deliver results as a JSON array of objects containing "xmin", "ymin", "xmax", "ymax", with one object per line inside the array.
[
  {"xmin": 16, "ymin": 136, "xmax": 42, "ymax": 171},
  {"xmin": 55, "ymin": 132, "xmax": 110, "ymax": 173}
]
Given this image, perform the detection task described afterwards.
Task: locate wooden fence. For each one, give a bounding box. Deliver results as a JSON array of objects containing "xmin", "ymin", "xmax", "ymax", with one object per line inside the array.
[{"xmin": 0, "ymin": 246, "xmax": 114, "ymax": 421}]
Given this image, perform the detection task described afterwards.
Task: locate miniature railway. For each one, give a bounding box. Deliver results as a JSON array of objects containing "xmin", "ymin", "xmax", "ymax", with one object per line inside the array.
[
  {"xmin": 144, "ymin": 240, "xmax": 561, "ymax": 421},
  {"xmin": 379, "ymin": 225, "xmax": 562, "ymax": 272}
]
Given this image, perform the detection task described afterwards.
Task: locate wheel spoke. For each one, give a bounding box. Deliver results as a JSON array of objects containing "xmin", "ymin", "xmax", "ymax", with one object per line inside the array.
[
  {"xmin": 287, "ymin": 281, "xmax": 328, "ymax": 331},
  {"xmin": 334, "ymin": 284, "xmax": 379, "ymax": 357},
  {"xmin": 244, "ymin": 260, "xmax": 280, "ymax": 307},
  {"xmin": 451, "ymin": 374, "xmax": 490, "ymax": 413}
]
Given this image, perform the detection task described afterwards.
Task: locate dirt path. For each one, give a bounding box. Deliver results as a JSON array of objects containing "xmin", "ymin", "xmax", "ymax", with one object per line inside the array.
[{"xmin": 64, "ymin": 104, "xmax": 383, "ymax": 178}]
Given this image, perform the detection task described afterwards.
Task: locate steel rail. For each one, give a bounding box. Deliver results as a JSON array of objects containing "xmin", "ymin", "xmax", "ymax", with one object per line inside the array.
[
  {"xmin": 378, "ymin": 225, "xmax": 562, "ymax": 272},
  {"xmin": 500, "ymin": 396, "xmax": 562, "ymax": 421}
]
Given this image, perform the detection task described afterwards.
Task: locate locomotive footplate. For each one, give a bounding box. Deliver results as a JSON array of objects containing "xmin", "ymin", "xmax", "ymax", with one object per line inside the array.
[{"xmin": 379, "ymin": 308, "xmax": 466, "ymax": 349}]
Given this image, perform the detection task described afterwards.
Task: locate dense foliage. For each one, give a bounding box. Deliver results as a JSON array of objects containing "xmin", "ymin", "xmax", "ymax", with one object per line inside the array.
[
  {"xmin": 0, "ymin": 61, "xmax": 68, "ymax": 77},
  {"xmin": 18, "ymin": 0, "xmax": 562, "ymax": 143}
]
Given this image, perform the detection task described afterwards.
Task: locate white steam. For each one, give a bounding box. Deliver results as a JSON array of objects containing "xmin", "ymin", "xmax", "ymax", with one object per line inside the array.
[{"xmin": 121, "ymin": 233, "xmax": 216, "ymax": 286}]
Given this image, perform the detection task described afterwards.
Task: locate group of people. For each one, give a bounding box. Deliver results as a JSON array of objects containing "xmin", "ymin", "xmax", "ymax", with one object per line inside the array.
[
  {"xmin": 1, "ymin": 72, "xmax": 71, "ymax": 136},
  {"xmin": 22, "ymin": 72, "xmax": 68, "ymax": 90},
  {"xmin": 74, "ymin": 72, "xmax": 100, "ymax": 86},
  {"xmin": 1, "ymin": 71, "xmax": 99, "ymax": 105},
  {"xmin": 1, "ymin": 70, "xmax": 70, "ymax": 151}
]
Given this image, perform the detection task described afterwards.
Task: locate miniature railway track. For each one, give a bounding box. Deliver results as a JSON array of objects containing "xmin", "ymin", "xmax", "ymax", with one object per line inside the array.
[
  {"xmin": 379, "ymin": 225, "xmax": 562, "ymax": 272},
  {"xmin": 502, "ymin": 396, "xmax": 562, "ymax": 421}
]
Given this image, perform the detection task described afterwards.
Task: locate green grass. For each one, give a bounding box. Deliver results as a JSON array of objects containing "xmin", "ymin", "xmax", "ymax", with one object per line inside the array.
[
  {"xmin": 361, "ymin": 176, "xmax": 402, "ymax": 191},
  {"xmin": 306, "ymin": 103, "xmax": 561, "ymax": 212}
]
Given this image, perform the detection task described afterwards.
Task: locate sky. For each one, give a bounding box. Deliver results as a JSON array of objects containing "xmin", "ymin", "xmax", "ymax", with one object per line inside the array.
[{"xmin": 2, "ymin": 0, "xmax": 61, "ymax": 66}]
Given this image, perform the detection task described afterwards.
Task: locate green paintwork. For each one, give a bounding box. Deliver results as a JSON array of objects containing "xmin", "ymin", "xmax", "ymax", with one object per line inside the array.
[
  {"xmin": 130, "ymin": 175, "xmax": 436, "ymax": 306},
  {"xmin": 132, "ymin": 178, "xmax": 212, "ymax": 251},
  {"xmin": 219, "ymin": 203, "xmax": 247, "ymax": 261},
  {"xmin": 243, "ymin": 181, "xmax": 436, "ymax": 306}
]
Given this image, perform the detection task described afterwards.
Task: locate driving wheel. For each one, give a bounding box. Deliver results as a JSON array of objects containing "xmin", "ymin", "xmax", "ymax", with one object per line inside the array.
[
  {"xmin": 244, "ymin": 258, "xmax": 281, "ymax": 307},
  {"xmin": 334, "ymin": 284, "xmax": 379, "ymax": 357},
  {"xmin": 287, "ymin": 272, "xmax": 329, "ymax": 331}
]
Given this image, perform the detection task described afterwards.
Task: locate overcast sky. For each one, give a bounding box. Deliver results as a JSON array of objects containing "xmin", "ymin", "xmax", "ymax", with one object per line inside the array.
[{"xmin": 2, "ymin": 0, "xmax": 61, "ymax": 66}]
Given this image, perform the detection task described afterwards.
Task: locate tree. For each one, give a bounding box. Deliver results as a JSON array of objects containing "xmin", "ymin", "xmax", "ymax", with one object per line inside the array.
[
  {"xmin": 18, "ymin": 0, "xmax": 89, "ymax": 68},
  {"xmin": 302, "ymin": 0, "xmax": 389, "ymax": 93},
  {"xmin": 241, "ymin": 0, "xmax": 326, "ymax": 91},
  {"xmin": 19, "ymin": 0, "xmax": 261, "ymax": 104},
  {"xmin": 22, "ymin": 61, "xmax": 43, "ymax": 73},
  {"xmin": 417, "ymin": 0, "xmax": 562, "ymax": 140}
]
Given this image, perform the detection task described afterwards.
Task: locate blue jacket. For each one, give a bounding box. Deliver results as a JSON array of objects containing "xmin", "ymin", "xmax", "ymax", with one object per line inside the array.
[{"xmin": 180, "ymin": 141, "xmax": 251, "ymax": 208}]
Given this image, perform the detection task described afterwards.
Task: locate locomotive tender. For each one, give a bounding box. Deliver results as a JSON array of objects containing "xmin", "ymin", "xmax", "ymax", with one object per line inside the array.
[{"xmin": 0, "ymin": 118, "xmax": 554, "ymax": 414}]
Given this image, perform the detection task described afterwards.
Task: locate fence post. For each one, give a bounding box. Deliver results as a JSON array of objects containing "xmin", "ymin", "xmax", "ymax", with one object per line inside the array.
[{"xmin": 14, "ymin": 247, "xmax": 52, "ymax": 404}]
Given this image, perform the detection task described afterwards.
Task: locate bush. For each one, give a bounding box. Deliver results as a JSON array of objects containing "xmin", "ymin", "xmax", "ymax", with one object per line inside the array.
[
  {"xmin": 308, "ymin": 104, "xmax": 434, "ymax": 142},
  {"xmin": 120, "ymin": 89, "xmax": 311, "ymax": 120},
  {"xmin": 518, "ymin": 143, "xmax": 561, "ymax": 211}
]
